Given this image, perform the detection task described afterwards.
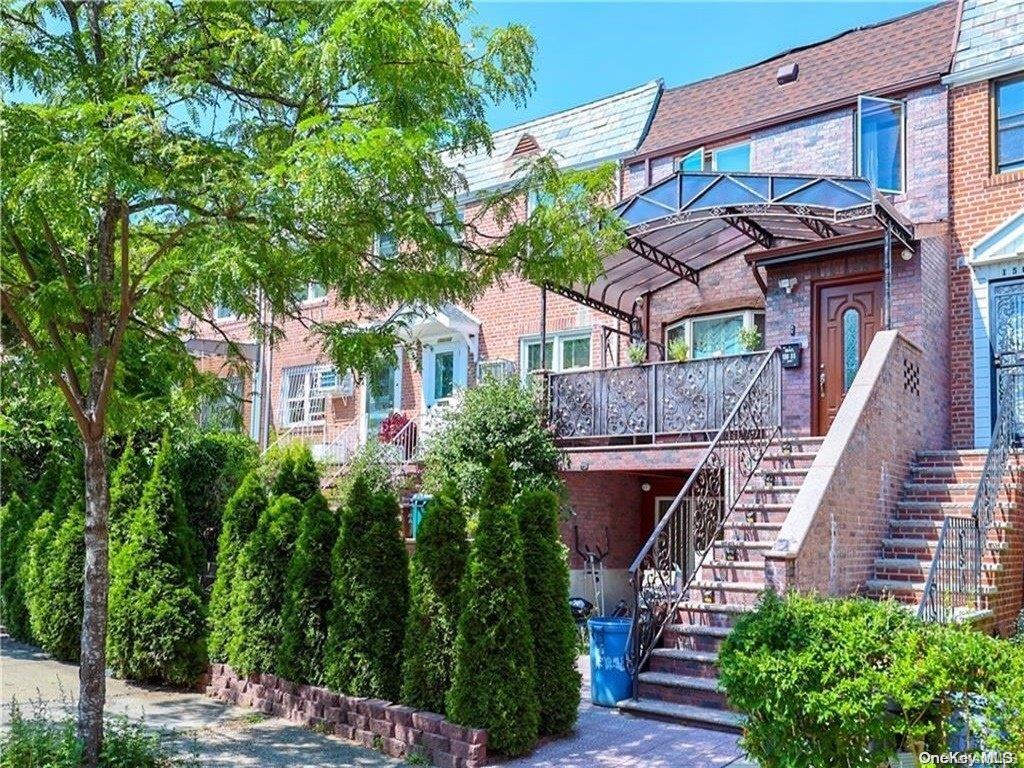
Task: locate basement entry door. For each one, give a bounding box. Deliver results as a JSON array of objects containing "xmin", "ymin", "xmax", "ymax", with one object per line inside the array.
[{"xmin": 814, "ymin": 278, "xmax": 883, "ymax": 436}]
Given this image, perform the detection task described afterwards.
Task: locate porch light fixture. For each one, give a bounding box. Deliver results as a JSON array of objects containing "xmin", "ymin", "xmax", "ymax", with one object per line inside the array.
[
  {"xmin": 778, "ymin": 277, "xmax": 798, "ymax": 294},
  {"xmin": 776, "ymin": 63, "xmax": 799, "ymax": 85},
  {"xmin": 640, "ymin": 482, "xmax": 652, "ymax": 492}
]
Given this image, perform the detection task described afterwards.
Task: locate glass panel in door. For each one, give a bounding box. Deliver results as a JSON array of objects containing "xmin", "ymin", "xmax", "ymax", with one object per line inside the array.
[
  {"xmin": 990, "ymin": 279, "xmax": 1024, "ymax": 434},
  {"xmin": 366, "ymin": 364, "xmax": 397, "ymax": 436}
]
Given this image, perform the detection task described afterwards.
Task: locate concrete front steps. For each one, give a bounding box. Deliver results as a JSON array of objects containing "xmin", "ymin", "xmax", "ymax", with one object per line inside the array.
[
  {"xmin": 867, "ymin": 450, "xmax": 1018, "ymax": 609},
  {"xmin": 618, "ymin": 435, "xmax": 823, "ymax": 732}
]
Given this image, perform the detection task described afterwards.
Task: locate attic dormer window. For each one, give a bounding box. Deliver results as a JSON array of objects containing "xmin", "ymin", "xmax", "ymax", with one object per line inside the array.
[{"xmin": 510, "ymin": 132, "xmax": 540, "ymax": 157}]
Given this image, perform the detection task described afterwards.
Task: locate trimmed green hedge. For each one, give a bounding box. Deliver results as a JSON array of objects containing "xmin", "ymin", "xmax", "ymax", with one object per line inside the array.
[
  {"xmin": 447, "ymin": 451, "xmax": 539, "ymax": 757},
  {"xmin": 207, "ymin": 471, "xmax": 267, "ymax": 663},
  {"xmin": 324, "ymin": 473, "xmax": 408, "ymax": 699},
  {"xmin": 278, "ymin": 492, "xmax": 338, "ymax": 685},
  {"xmin": 271, "ymin": 443, "xmax": 321, "ymax": 504},
  {"xmin": 516, "ymin": 488, "xmax": 580, "ymax": 736},
  {"xmin": 227, "ymin": 493, "xmax": 303, "ymax": 677},
  {"xmin": 109, "ymin": 439, "xmax": 151, "ymax": 552},
  {"xmin": 401, "ymin": 488, "xmax": 468, "ymax": 714},
  {"xmin": 0, "ymin": 494, "xmax": 36, "ymax": 641}
]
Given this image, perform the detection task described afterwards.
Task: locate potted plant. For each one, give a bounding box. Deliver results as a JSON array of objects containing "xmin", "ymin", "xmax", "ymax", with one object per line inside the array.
[
  {"xmin": 627, "ymin": 343, "xmax": 647, "ymax": 365},
  {"xmin": 738, "ymin": 326, "xmax": 763, "ymax": 352},
  {"xmin": 667, "ymin": 338, "xmax": 689, "ymax": 362}
]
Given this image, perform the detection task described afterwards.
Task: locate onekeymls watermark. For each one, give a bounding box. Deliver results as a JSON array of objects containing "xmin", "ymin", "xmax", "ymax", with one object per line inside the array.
[{"xmin": 918, "ymin": 752, "xmax": 1018, "ymax": 765}]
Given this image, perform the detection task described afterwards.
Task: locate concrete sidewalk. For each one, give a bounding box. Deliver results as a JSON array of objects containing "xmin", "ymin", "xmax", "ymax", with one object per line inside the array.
[{"xmin": 1, "ymin": 635, "xmax": 751, "ymax": 767}]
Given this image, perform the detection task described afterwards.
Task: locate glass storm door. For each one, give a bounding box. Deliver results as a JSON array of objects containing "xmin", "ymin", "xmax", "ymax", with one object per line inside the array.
[
  {"xmin": 815, "ymin": 279, "xmax": 883, "ymax": 436},
  {"xmin": 365, "ymin": 363, "xmax": 398, "ymax": 437},
  {"xmin": 990, "ymin": 279, "xmax": 1024, "ymax": 433}
]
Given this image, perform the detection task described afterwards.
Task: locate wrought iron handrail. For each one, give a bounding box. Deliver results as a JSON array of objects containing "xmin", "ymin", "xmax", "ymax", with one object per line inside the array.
[
  {"xmin": 625, "ymin": 348, "xmax": 782, "ymax": 688},
  {"xmin": 918, "ymin": 377, "xmax": 1016, "ymax": 623}
]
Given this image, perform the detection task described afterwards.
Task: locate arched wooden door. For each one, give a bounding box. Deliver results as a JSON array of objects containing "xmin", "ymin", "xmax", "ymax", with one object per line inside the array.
[{"xmin": 814, "ymin": 277, "xmax": 883, "ymax": 436}]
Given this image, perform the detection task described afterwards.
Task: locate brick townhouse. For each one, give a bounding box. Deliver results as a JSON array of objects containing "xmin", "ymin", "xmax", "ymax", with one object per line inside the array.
[{"xmin": 191, "ymin": 1, "xmax": 1024, "ymax": 729}]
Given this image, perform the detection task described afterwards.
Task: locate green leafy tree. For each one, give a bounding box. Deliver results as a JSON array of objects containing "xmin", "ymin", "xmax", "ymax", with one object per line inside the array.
[
  {"xmin": 227, "ymin": 494, "xmax": 303, "ymax": 678},
  {"xmin": 108, "ymin": 437, "xmax": 206, "ymax": 685},
  {"xmin": 423, "ymin": 379, "xmax": 561, "ymax": 512},
  {"xmin": 207, "ymin": 471, "xmax": 268, "ymax": 663},
  {"xmin": 0, "ymin": 493, "xmax": 37, "ymax": 641},
  {"xmin": 108, "ymin": 439, "xmax": 151, "ymax": 552},
  {"xmin": 1, "ymin": 2, "xmax": 621, "ymax": 759},
  {"xmin": 271, "ymin": 443, "xmax": 321, "ymax": 505},
  {"xmin": 324, "ymin": 474, "xmax": 409, "ymax": 699},
  {"xmin": 447, "ymin": 451, "xmax": 538, "ymax": 756},
  {"xmin": 515, "ymin": 488, "xmax": 580, "ymax": 736},
  {"xmin": 401, "ymin": 488, "xmax": 469, "ymax": 713},
  {"xmin": 175, "ymin": 432, "xmax": 258, "ymax": 563},
  {"xmin": 278, "ymin": 492, "xmax": 337, "ymax": 685}
]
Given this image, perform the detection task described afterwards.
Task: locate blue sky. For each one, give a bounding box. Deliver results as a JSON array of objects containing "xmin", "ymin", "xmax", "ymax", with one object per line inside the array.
[{"xmin": 473, "ymin": 1, "xmax": 934, "ymax": 130}]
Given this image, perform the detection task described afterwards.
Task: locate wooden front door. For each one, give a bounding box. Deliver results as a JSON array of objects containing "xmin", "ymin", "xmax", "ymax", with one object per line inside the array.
[{"xmin": 814, "ymin": 278, "xmax": 883, "ymax": 436}]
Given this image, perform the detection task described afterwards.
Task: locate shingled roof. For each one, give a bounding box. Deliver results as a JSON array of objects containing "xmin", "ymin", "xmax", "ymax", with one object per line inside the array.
[
  {"xmin": 635, "ymin": 1, "xmax": 958, "ymax": 159},
  {"xmin": 444, "ymin": 80, "xmax": 662, "ymax": 195}
]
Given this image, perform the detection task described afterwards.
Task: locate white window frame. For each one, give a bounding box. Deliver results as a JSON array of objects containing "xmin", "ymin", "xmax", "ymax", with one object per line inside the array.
[
  {"xmin": 294, "ymin": 282, "xmax": 327, "ymax": 304},
  {"xmin": 281, "ymin": 364, "xmax": 336, "ymax": 427},
  {"xmin": 422, "ymin": 336, "xmax": 468, "ymax": 407},
  {"xmin": 856, "ymin": 95, "xmax": 906, "ymax": 195},
  {"xmin": 711, "ymin": 142, "xmax": 751, "ymax": 172},
  {"xmin": 665, "ymin": 309, "xmax": 764, "ymax": 360},
  {"xmin": 374, "ymin": 231, "xmax": 398, "ymax": 260},
  {"xmin": 519, "ymin": 329, "xmax": 592, "ymax": 379},
  {"xmin": 677, "ymin": 147, "xmax": 706, "ymax": 172},
  {"xmin": 213, "ymin": 304, "xmax": 235, "ymax": 321}
]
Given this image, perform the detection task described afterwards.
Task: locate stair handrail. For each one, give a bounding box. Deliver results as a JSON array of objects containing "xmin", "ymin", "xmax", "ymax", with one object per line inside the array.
[
  {"xmin": 625, "ymin": 348, "xmax": 782, "ymax": 691},
  {"xmin": 918, "ymin": 377, "xmax": 1017, "ymax": 622},
  {"xmin": 389, "ymin": 413, "xmax": 422, "ymax": 463}
]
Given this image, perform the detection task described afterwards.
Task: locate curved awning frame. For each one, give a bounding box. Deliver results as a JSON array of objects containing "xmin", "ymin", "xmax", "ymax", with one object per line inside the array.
[{"xmin": 549, "ymin": 172, "xmax": 915, "ymax": 320}]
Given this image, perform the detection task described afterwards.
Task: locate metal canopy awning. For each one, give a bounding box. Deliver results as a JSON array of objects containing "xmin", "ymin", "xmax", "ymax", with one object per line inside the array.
[{"xmin": 547, "ymin": 172, "xmax": 915, "ymax": 321}]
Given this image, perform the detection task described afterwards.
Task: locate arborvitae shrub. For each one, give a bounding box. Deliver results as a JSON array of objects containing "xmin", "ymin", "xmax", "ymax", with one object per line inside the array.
[
  {"xmin": 516, "ymin": 488, "xmax": 580, "ymax": 736},
  {"xmin": 227, "ymin": 494, "xmax": 303, "ymax": 677},
  {"xmin": 324, "ymin": 474, "xmax": 409, "ymax": 699},
  {"xmin": 207, "ymin": 471, "xmax": 267, "ymax": 663},
  {"xmin": 0, "ymin": 494, "xmax": 37, "ymax": 641},
  {"xmin": 34, "ymin": 504, "xmax": 85, "ymax": 662},
  {"xmin": 109, "ymin": 439, "xmax": 151, "ymax": 552},
  {"xmin": 278, "ymin": 492, "xmax": 337, "ymax": 685},
  {"xmin": 108, "ymin": 436, "xmax": 206, "ymax": 685},
  {"xmin": 447, "ymin": 452, "xmax": 539, "ymax": 757},
  {"xmin": 271, "ymin": 443, "xmax": 321, "ymax": 504},
  {"xmin": 175, "ymin": 431, "xmax": 258, "ymax": 562},
  {"xmin": 400, "ymin": 488, "xmax": 468, "ymax": 714}
]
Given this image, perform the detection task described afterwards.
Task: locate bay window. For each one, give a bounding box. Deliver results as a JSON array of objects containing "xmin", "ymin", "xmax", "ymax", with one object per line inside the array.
[{"xmin": 857, "ymin": 95, "xmax": 904, "ymax": 193}]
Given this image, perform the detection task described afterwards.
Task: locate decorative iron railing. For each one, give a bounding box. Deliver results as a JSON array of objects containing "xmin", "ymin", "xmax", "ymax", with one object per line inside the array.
[
  {"xmin": 918, "ymin": 376, "xmax": 1017, "ymax": 623},
  {"xmin": 547, "ymin": 352, "xmax": 767, "ymax": 440},
  {"xmin": 625, "ymin": 349, "xmax": 782, "ymax": 691}
]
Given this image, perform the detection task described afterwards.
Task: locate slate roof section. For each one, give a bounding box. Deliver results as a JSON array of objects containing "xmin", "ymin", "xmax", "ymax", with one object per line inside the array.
[
  {"xmin": 950, "ymin": 0, "xmax": 1024, "ymax": 79},
  {"xmin": 635, "ymin": 1, "xmax": 958, "ymax": 159},
  {"xmin": 444, "ymin": 80, "xmax": 662, "ymax": 195}
]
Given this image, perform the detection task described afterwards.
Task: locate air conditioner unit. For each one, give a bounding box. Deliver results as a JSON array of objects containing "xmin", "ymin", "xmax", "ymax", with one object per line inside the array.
[
  {"xmin": 318, "ymin": 370, "xmax": 355, "ymax": 398},
  {"xmin": 476, "ymin": 358, "xmax": 516, "ymax": 382}
]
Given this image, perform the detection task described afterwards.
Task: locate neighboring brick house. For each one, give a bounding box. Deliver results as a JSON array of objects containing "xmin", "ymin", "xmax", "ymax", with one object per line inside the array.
[{"xmin": 945, "ymin": 0, "xmax": 1024, "ymax": 448}]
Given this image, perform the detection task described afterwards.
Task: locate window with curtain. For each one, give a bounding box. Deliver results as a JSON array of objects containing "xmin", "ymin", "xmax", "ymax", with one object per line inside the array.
[
  {"xmin": 858, "ymin": 96, "xmax": 904, "ymax": 193},
  {"xmin": 995, "ymin": 76, "xmax": 1024, "ymax": 174}
]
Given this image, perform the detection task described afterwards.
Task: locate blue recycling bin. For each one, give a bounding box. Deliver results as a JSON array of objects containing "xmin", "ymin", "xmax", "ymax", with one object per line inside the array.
[{"xmin": 588, "ymin": 617, "xmax": 632, "ymax": 707}]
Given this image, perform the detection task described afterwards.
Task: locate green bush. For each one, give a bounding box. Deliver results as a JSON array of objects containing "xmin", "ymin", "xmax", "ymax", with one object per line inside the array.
[
  {"xmin": 718, "ymin": 591, "xmax": 1024, "ymax": 766},
  {"xmin": 515, "ymin": 488, "xmax": 580, "ymax": 736},
  {"xmin": 324, "ymin": 473, "xmax": 409, "ymax": 699},
  {"xmin": 32, "ymin": 504, "xmax": 84, "ymax": 662},
  {"xmin": 108, "ymin": 436, "xmax": 207, "ymax": 686},
  {"xmin": 227, "ymin": 494, "xmax": 303, "ymax": 677},
  {"xmin": 206, "ymin": 471, "xmax": 268, "ymax": 663},
  {"xmin": 0, "ymin": 493, "xmax": 37, "ymax": 641},
  {"xmin": 278, "ymin": 492, "xmax": 338, "ymax": 685},
  {"xmin": 109, "ymin": 439, "xmax": 152, "ymax": 552},
  {"xmin": 447, "ymin": 451, "xmax": 539, "ymax": 757},
  {"xmin": 422, "ymin": 378, "xmax": 561, "ymax": 512},
  {"xmin": 270, "ymin": 443, "xmax": 321, "ymax": 504},
  {"xmin": 175, "ymin": 431, "xmax": 258, "ymax": 562},
  {"xmin": 1, "ymin": 701, "xmax": 196, "ymax": 767},
  {"xmin": 401, "ymin": 488, "xmax": 468, "ymax": 714}
]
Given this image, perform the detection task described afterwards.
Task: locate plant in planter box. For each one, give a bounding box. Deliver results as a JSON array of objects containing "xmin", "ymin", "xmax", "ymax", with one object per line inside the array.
[
  {"xmin": 627, "ymin": 343, "xmax": 647, "ymax": 364},
  {"xmin": 667, "ymin": 338, "xmax": 689, "ymax": 363},
  {"xmin": 738, "ymin": 327, "xmax": 763, "ymax": 352}
]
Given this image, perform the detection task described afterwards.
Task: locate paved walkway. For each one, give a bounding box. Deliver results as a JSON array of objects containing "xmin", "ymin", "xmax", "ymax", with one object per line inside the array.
[{"xmin": 1, "ymin": 636, "xmax": 750, "ymax": 767}]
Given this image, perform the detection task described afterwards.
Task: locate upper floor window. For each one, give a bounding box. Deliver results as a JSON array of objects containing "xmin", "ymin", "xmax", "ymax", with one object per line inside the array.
[
  {"xmin": 213, "ymin": 304, "xmax": 235, "ymax": 321},
  {"xmin": 375, "ymin": 231, "xmax": 398, "ymax": 260},
  {"xmin": 520, "ymin": 330, "xmax": 591, "ymax": 376},
  {"xmin": 857, "ymin": 96, "xmax": 904, "ymax": 194},
  {"xmin": 293, "ymin": 282, "xmax": 326, "ymax": 303},
  {"xmin": 679, "ymin": 147, "xmax": 705, "ymax": 172},
  {"xmin": 665, "ymin": 309, "xmax": 764, "ymax": 360},
  {"xmin": 994, "ymin": 75, "xmax": 1024, "ymax": 175},
  {"xmin": 711, "ymin": 143, "xmax": 751, "ymax": 172}
]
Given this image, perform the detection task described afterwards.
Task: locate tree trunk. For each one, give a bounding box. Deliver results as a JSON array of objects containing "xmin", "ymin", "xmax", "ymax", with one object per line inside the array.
[{"xmin": 79, "ymin": 434, "xmax": 109, "ymax": 767}]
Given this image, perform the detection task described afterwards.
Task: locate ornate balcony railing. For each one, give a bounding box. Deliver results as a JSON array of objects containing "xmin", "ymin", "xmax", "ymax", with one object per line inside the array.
[
  {"xmin": 547, "ymin": 352, "xmax": 767, "ymax": 440},
  {"xmin": 919, "ymin": 374, "xmax": 1018, "ymax": 623},
  {"xmin": 625, "ymin": 349, "xmax": 782, "ymax": 690}
]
